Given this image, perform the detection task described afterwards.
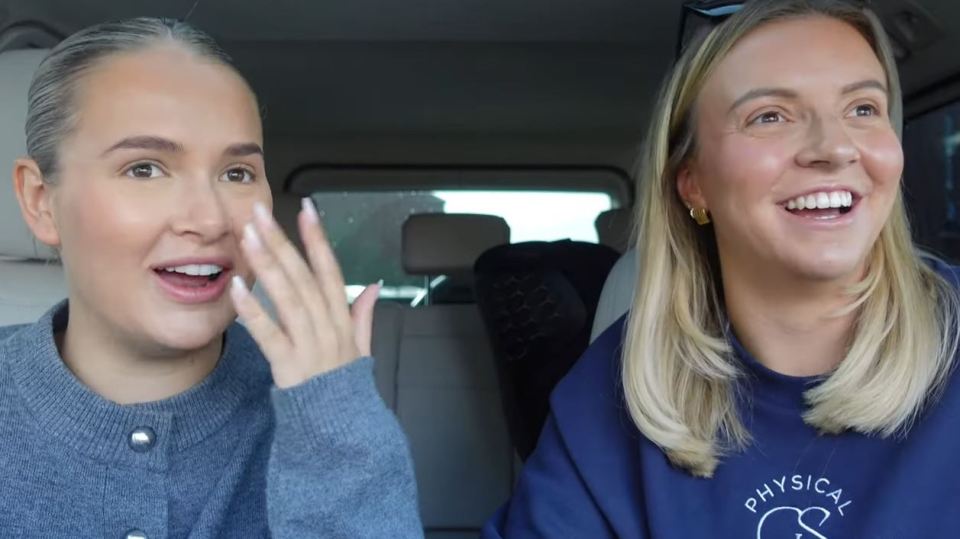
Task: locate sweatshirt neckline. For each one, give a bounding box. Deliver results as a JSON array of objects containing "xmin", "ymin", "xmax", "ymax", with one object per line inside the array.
[{"xmin": 727, "ymin": 330, "xmax": 825, "ymax": 411}]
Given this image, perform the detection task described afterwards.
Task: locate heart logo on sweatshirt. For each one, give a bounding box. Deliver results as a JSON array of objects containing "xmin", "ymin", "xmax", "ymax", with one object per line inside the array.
[{"xmin": 756, "ymin": 506, "xmax": 830, "ymax": 539}]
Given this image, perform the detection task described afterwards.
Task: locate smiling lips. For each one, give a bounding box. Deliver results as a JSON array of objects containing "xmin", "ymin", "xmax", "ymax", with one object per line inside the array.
[
  {"xmin": 785, "ymin": 190, "xmax": 855, "ymax": 211},
  {"xmin": 782, "ymin": 189, "xmax": 858, "ymax": 221},
  {"xmin": 153, "ymin": 262, "xmax": 233, "ymax": 304}
]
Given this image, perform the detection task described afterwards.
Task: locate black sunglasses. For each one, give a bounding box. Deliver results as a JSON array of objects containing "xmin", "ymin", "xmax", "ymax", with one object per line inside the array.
[
  {"xmin": 676, "ymin": 1, "xmax": 744, "ymax": 58},
  {"xmin": 676, "ymin": 0, "xmax": 873, "ymax": 59}
]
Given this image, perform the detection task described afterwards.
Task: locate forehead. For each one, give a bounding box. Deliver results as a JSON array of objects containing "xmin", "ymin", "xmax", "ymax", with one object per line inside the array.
[
  {"xmin": 705, "ymin": 15, "xmax": 886, "ymax": 103},
  {"xmin": 67, "ymin": 44, "xmax": 262, "ymax": 149}
]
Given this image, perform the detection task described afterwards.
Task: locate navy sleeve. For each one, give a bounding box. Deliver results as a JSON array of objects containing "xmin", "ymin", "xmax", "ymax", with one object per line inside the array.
[{"xmin": 481, "ymin": 414, "xmax": 619, "ymax": 538}]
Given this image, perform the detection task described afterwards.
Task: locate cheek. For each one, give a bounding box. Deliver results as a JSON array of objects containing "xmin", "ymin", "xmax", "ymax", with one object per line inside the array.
[
  {"xmin": 699, "ymin": 137, "xmax": 794, "ymax": 207},
  {"xmin": 56, "ymin": 184, "xmax": 158, "ymax": 262},
  {"xmin": 859, "ymin": 131, "xmax": 904, "ymax": 191}
]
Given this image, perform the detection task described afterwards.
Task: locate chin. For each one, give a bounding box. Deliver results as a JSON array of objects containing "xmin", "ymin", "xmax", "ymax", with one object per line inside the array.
[
  {"xmin": 785, "ymin": 248, "xmax": 869, "ymax": 283},
  {"xmin": 148, "ymin": 309, "xmax": 233, "ymax": 352}
]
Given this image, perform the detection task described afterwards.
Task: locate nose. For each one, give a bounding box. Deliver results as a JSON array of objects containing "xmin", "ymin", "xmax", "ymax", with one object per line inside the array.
[
  {"xmin": 170, "ymin": 176, "xmax": 231, "ymax": 242},
  {"xmin": 795, "ymin": 114, "xmax": 860, "ymax": 171}
]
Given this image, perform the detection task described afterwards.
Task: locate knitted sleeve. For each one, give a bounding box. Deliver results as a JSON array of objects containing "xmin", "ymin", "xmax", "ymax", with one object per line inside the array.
[{"xmin": 267, "ymin": 357, "xmax": 423, "ymax": 538}]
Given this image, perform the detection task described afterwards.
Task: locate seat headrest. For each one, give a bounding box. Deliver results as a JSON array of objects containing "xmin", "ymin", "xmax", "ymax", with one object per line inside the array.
[
  {"xmin": 595, "ymin": 207, "xmax": 633, "ymax": 253},
  {"xmin": 0, "ymin": 48, "xmax": 56, "ymax": 261},
  {"xmin": 402, "ymin": 213, "xmax": 510, "ymax": 275}
]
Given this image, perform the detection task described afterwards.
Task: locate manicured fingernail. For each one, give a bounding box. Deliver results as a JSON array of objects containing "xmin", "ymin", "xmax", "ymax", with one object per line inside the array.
[
  {"xmin": 301, "ymin": 197, "xmax": 319, "ymax": 223},
  {"xmin": 376, "ymin": 279, "xmax": 384, "ymax": 287},
  {"xmin": 253, "ymin": 202, "xmax": 271, "ymax": 226},
  {"xmin": 230, "ymin": 275, "xmax": 248, "ymax": 302},
  {"xmin": 243, "ymin": 222, "xmax": 261, "ymax": 250}
]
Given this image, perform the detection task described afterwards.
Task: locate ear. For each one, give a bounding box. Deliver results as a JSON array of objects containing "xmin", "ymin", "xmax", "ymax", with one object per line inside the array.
[
  {"xmin": 676, "ymin": 160, "xmax": 708, "ymax": 210},
  {"xmin": 12, "ymin": 158, "xmax": 61, "ymax": 248}
]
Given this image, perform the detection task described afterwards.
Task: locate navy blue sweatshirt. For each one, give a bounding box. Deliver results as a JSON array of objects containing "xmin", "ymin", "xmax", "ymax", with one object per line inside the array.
[{"xmin": 484, "ymin": 271, "xmax": 960, "ymax": 538}]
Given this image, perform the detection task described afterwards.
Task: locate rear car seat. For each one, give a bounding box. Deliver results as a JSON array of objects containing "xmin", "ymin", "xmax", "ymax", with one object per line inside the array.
[
  {"xmin": 371, "ymin": 213, "xmax": 514, "ymax": 539},
  {"xmin": 0, "ymin": 48, "xmax": 67, "ymax": 327},
  {"xmin": 473, "ymin": 240, "xmax": 619, "ymax": 460},
  {"xmin": 590, "ymin": 248, "xmax": 637, "ymax": 342},
  {"xmin": 595, "ymin": 207, "xmax": 633, "ymax": 253},
  {"xmin": 591, "ymin": 207, "xmax": 637, "ymax": 341}
]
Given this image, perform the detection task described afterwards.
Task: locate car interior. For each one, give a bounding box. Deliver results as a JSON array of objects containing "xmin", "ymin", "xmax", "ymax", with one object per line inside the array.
[{"xmin": 1, "ymin": 0, "xmax": 959, "ymax": 537}]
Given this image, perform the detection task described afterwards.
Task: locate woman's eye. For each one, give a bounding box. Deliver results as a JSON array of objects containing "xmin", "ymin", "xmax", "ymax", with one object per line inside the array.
[
  {"xmin": 222, "ymin": 168, "xmax": 255, "ymax": 183},
  {"xmin": 851, "ymin": 104, "xmax": 879, "ymax": 117},
  {"xmin": 748, "ymin": 111, "xmax": 786, "ymax": 126},
  {"xmin": 124, "ymin": 163, "xmax": 163, "ymax": 179}
]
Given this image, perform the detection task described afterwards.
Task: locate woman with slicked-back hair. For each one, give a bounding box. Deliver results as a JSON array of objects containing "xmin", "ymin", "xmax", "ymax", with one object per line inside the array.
[
  {"xmin": 486, "ymin": 1, "xmax": 960, "ymax": 537},
  {"xmin": 1, "ymin": 17, "xmax": 422, "ymax": 537}
]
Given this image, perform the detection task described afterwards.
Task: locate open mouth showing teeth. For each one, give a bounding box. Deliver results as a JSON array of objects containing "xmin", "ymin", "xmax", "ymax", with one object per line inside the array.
[
  {"xmin": 154, "ymin": 264, "xmax": 226, "ymax": 287},
  {"xmin": 783, "ymin": 190, "xmax": 856, "ymax": 219}
]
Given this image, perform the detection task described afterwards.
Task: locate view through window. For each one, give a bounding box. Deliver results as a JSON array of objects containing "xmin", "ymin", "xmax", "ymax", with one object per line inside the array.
[{"xmin": 310, "ymin": 190, "xmax": 615, "ymax": 303}]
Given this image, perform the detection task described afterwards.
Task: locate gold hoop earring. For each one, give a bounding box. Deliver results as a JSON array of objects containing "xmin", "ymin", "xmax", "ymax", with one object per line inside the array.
[{"xmin": 689, "ymin": 207, "xmax": 711, "ymax": 225}]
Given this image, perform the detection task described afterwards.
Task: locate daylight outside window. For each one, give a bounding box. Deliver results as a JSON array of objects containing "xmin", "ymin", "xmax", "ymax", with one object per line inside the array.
[{"xmin": 309, "ymin": 189, "xmax": 616, "ymax": 304}]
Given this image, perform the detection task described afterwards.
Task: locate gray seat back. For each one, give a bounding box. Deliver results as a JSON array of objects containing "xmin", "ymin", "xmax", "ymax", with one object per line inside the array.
[
  {"xmin": 372, "ymin": 213, "xmax": 513, "ymax": 539},
  {"xmin": 590, "ymin": 247, "xmax": 637, "ymax": 342}
]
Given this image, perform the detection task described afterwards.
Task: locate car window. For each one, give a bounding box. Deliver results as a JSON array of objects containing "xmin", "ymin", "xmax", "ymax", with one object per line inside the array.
[
  {"xmin": 310, "ymin": 189, "xmax": 615, "ymax": 304},
  {"xmin": 903, "ymin": 99, "xmax": 960, "ymax": 259}
]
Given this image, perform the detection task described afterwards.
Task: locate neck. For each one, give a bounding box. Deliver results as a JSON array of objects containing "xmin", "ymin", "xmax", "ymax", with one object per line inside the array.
[
  {"xmin": 58, "ymin": 299, "xmax": 223, "ymax": 405},
  {"xmin": 722, "ymin": 260, "xmax": 860, "ymax": 377}
]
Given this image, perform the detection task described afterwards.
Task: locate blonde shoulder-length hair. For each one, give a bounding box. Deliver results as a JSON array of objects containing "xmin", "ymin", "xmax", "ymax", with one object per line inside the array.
[{"xmin": 623, "ymin": 0, "xmax": 960, "ymax": 478}]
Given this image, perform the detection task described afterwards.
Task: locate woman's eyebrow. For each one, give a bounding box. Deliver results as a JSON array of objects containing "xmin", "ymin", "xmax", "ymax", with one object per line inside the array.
[
  {"xmin": 728, "ymin": 88, "xmax": 799, "ymax": 113},
  {"xmin": 728, "ymin": 80, "xmax": 889, "ymax": 114},
  {"xmin": 841, "ymin": 79, "xmax": 888, "ymax": 95},
  {"xmin": 102, "ymin": 135, "xmax": 184, "ymax": 156},
  {"xmin": 224, "ymin": 142, "xmax": 263, "ymax": 157}
]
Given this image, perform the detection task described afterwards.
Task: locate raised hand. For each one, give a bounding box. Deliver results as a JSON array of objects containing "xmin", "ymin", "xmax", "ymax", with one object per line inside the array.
[{"xmin": 229, "ymin": 198, "xmax": 379, "ymax": 389}]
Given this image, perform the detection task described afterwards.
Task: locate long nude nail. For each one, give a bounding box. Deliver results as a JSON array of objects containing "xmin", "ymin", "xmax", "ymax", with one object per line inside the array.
[
  {"xmin": 243, "ymin": 222, "xmax": 261, "ymax": 250},
  {"xmin": 301, "ymin": 197, "xmax": 319, "ymax": 223},
  {"xmin": 230, "ymin": 275, "xmax": 249, "ymax": 303},
  {"xmin": 253, "ymin": 201, "xmax": 271, "ymax": 225}
]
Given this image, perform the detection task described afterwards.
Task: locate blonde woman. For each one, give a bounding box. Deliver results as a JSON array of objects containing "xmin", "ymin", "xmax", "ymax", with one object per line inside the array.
[{"xmin": 484, "ymin": 0, "xmax": 960, "ymax": 537}]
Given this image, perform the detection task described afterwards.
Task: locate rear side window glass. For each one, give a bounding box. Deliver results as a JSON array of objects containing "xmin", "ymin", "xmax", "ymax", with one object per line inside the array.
[
  {"xmin": 309, "ymin": 189, "xmax": 615, "ymax": 304},
  {"xmin": 903, "ymin": 100, "xmax": 960, "ymax": 259}
]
